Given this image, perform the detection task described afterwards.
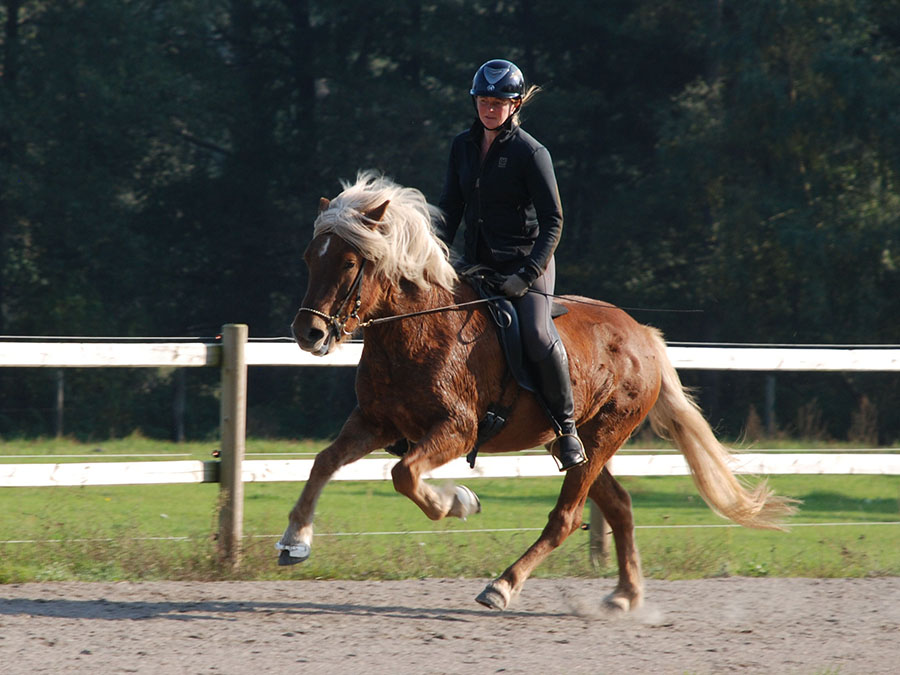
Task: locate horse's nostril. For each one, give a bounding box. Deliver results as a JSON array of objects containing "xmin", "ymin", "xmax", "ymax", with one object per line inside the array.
[
  {"xmin": 291, "ymin": 316, "xmax": 327, "ymax": 347},
  {"xmin": 306, "ymin": 327, "xmax": 325, "ymax": 344}
]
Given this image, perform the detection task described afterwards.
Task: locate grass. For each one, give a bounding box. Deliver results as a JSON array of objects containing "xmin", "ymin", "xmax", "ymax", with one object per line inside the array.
[
  {"xmin": 1, "ymin": 435, "xmax": 898, "ymax": 584},
  {"xmin": 0, "ymin": 433, "xmax": 325, "ymax": 463}
]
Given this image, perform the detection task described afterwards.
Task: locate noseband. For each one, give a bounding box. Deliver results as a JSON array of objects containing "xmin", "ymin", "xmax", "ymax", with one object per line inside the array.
[{"xmin": 297, "ymin": 260, "xmax": 369, "ymax": 339}]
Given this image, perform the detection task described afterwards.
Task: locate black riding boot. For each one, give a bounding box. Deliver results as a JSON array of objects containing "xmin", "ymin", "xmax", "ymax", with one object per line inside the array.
[{"xmin": 533, "ymin": 341, "xmax": 588, "ymax": 471}]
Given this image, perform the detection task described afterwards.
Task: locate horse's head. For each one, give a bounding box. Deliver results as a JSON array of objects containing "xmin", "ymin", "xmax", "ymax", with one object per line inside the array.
[
  {"xmin": 291, "ymin": 198, "xmax": 390, "ymax": 355},
  {"xmin": 292, "ymin": 171, "xmax": 458, "ymax": 355}
]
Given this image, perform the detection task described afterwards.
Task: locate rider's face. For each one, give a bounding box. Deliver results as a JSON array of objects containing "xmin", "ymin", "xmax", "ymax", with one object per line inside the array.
[{"xmin": 476, "ymin": 96, "xmax": 519, "ymax": 129}]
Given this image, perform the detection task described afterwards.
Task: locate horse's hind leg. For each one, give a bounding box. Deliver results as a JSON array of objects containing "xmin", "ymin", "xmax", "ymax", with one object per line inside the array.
[
  {"xmin": 476, "ymin": 464, "xmax": 598, "ymax": 610},
  {"xmin": 589, "ymin": 465, "xmax": 644, "ymax": 611},
  {"xmin": 276, "ymin": 407, "xmax": 394, "ymax": 565}
]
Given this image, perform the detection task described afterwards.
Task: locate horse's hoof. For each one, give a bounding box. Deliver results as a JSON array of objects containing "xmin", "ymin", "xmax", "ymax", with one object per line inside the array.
[
  {"xmin": 475, "ymin": 583, "xmax": 509, "ymax": 610},
  {"xmin": 278, "ymin": 550, "xmax": 300, "ymax": 566},
  {"xmin": 603, "ymin": 595, "xmax": 629, "ymax": 612},
  {"xmin": 276, "ymin": 541, "xmax": 310, "ymax": 566},
  {"xmin": 453, "ymin": 485, "xmax": 481, "ymax": 520},
  {"xmin": 602, "ymin": 591, "xmax": 640, "ymax": 612}
]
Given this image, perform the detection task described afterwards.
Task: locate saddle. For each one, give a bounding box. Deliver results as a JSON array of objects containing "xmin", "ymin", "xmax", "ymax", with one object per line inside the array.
[
  {"xmin": 384, "ymin": 266, "xmax": 569, "ymax": 465},
  {"xmin": 458, "ymin": 265, "xmax": 569, "ymax": 466}
]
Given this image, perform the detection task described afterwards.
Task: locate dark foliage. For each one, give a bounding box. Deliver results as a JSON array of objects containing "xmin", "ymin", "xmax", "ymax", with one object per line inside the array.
[{"xmin": 1, "ymin": 1, "xmax": 898, "ymax": 443}]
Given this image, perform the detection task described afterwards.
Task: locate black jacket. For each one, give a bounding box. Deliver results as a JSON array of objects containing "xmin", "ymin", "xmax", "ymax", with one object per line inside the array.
[{"xmin": 437, "ymin": 119, "xmax": 563, "ymax": 283}]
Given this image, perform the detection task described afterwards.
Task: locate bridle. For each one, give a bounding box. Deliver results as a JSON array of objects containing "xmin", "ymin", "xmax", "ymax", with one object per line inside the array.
[
  {"xmin": 296, "ymin": 260, "xmax": 369, "ymax": 339},
  {"xmin": 295, "ymin": 258, "xmax": 505, "ymax": 342}
]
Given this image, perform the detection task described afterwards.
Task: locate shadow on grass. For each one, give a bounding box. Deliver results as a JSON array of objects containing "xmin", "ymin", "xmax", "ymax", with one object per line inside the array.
[{"xmin": 791, "ymin": 491, "xmax": 899, "ymax": 517}]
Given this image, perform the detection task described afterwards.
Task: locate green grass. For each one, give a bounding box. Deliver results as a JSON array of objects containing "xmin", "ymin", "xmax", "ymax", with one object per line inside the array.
[
  {"xmin": 0, "ymin": 433, "xmax": 325, "ymax": 462},
  {"xmin": 1, "ymin": 437, "xmax": 898, "ymax": 584}
]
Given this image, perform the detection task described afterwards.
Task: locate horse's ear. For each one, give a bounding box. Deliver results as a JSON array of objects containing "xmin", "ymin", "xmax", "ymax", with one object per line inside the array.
[
  {"xmin": 318, "ymin": 197, "xmax": 331, "ymax": 213},
  {"xmin": 363, "ymin": 200, "xmax": 390, "ymax": 227}
]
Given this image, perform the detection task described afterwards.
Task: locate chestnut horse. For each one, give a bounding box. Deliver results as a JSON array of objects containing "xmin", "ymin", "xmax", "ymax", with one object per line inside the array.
[{"xmin": 277, "ymin": 172, "xmax": 795, "ymax": 611}]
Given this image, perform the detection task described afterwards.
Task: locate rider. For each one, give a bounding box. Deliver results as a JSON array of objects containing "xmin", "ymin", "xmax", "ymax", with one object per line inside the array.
[{"xmin": 436, "ymin": 58, "xmax": 587, "ymax": 471}]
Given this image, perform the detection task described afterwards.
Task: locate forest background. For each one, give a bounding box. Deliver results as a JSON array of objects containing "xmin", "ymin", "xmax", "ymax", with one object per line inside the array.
[{"xmin": 1, "ymin": 0, "xmax": 898, "ymax": 445}]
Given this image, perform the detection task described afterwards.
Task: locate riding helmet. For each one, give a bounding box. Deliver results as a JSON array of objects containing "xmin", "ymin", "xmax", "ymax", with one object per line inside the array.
[{"xmin": 470, "ymin": 59, "xmax": 525, "ymax": 99}]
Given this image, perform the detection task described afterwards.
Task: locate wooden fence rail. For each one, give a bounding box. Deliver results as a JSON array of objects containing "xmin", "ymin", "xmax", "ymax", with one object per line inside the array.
[
  {"xmin": 2, "ymin": 325, "xmax": 899, "ymax": 564},
  {"xmin": 4, "ymin": 452, "xmax": 899, "ymax": 489},
  {"xmin": 5, "ymin": 338, "xmax": 900, "ymax": 370}
]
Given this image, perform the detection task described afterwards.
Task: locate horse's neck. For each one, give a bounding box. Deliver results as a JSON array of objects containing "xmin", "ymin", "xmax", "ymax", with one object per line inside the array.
[{"xmin": 368, "ymin": 280, "xmax": 465, "ymax": 352}]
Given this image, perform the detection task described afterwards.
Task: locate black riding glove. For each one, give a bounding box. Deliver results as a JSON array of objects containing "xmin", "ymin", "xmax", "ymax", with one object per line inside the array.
[{"xmin": 499, "ymin": 273, "xmax": 530, "ymax": 298}]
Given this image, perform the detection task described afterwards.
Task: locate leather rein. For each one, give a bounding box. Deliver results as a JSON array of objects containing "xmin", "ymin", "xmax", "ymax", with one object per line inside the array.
[
  {"xmin": 296, "ymin": 261, "xmax": 502, "ymax": 337},
  {"xmin": 296, "ymin": 261, "xmax": 699, "ymax": 340}
]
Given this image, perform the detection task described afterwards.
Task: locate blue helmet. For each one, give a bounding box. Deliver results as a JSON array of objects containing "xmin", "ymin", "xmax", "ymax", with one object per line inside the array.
[{"xmin": 470, "ymin": 59, "xmax": 525, "ymax": 99}]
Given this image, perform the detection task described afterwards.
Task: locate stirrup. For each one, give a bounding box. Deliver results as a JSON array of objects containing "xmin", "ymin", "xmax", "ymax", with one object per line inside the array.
[
  {"xmin": 385, "ymin": 438, "xmax": 412, "ymax": 457},
  {"xmin": 549, "ymin": 433, "xmax": 588, "ymax": 472}
]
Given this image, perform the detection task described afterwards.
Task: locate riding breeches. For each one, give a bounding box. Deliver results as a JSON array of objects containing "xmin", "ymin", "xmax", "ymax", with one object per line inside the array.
[{"xmin": 512, "ymin": 256, "xmax": 560, "ymax": 362}]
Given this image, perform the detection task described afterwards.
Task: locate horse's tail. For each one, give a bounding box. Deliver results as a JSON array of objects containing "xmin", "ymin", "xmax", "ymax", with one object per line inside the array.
[{"xmin": 646, "ymin": 329, "xmax": 798, "ymax": 530}]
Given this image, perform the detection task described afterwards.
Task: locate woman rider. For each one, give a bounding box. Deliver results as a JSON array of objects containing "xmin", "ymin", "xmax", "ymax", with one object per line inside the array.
[{"xmin": 437, "ymin": 59, "xmax": 587, "ymax": 471}]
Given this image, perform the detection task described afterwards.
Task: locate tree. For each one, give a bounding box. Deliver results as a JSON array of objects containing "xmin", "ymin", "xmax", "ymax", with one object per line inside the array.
[{"xmin": 1, "ymin": 1, "xmax": 898, "ymax": 442}]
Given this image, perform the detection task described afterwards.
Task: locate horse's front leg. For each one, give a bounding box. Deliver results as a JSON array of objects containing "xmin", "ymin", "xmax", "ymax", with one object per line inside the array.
[
  {"xmin": 390, "ymin": 420, "xmax": 481, "ymax": 521},
  {"xmin": 276, "ymin": 407, "xmax": 394, "ymax": 566}
]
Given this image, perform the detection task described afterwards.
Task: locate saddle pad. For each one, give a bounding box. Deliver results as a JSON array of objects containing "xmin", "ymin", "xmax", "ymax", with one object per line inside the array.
[{"xmin": 459, "ymin": 268, "xmax": 568, "ymax": 394}]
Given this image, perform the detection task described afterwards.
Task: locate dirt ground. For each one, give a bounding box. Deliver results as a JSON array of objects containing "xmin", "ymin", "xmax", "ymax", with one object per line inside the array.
[{"xmin": 1, "ymin": 577, "xmax": 897, "ymax": 674}]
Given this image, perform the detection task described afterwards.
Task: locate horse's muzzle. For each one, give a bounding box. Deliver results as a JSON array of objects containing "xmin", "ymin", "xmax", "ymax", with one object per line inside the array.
[{"xmin": 291, "ymin": 315, "xmax": 328, "ymax": 353}]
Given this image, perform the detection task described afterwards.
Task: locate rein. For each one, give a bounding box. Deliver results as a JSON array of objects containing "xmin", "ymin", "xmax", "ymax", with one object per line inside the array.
[
  {"xmin": 297, "ymin": 260, "xmax": 504, "ymax": 335},
  {"xmin": 359, "ymin": 296, "xmax": 503, "ymax": 327},
  {"xmin": 297, "ymin": 260, "xmax": 700, "ymax": 337},
  {"xmin": 357, "ymin": 290, "xmax": 701, "ymax": 329}
]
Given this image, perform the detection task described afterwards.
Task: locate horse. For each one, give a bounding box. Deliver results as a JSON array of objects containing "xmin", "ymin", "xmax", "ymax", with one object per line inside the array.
[{"xmin": 276, "ymin": 171, "xmax": 796, "ymax": 611}]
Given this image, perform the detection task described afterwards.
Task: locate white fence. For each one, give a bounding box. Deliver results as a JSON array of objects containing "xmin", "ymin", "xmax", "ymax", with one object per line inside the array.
[
  {"xmin": 4, "ymin": 452, "xmax": 899, "ymax": 489},
  {"xmin": 6, "ymin": 338, "xmax": 900, "ymax": 370},
  {"xmin": 2, "ymin": 326, "xmax": 899, "ymax": 561}
]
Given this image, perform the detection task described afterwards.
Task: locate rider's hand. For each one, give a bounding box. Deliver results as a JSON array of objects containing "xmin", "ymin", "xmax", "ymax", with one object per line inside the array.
[{"xmin": 499, "ymin": 273, "xmax": 530, "ymax": 298}]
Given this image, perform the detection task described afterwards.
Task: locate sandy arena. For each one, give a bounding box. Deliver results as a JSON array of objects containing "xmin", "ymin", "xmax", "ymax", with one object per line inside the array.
[{"xmin": 1, "ymin": 577, "xmax": 897, "ymax": 674}]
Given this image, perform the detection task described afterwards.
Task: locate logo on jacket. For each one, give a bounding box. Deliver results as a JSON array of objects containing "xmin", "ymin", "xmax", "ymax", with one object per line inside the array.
[{"xmin": 498, "ymin": 157, "xmax": 508, "ymax": 168}]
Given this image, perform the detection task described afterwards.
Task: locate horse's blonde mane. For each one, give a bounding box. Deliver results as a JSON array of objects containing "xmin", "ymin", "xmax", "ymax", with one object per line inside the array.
[{"xmin": 313, "ymin": 171, "xmax": 457, "ymax": 291}]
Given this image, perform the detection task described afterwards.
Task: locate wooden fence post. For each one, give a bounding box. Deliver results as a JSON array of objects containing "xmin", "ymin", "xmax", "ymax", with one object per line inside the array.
[
  {"xmin": 589, "ymin": 501, "xmax": 611, "ymax": 568},
  {"xmin": 218, "ymin": 323, "xmax": 248, "ymax": 567},
  {"xmin": 55, "ymin": 369, "xmax": 65, "ymax": 438},
  {"xmin": 589, "ymin": 458, "xmax": 613, "ymax": 568}
]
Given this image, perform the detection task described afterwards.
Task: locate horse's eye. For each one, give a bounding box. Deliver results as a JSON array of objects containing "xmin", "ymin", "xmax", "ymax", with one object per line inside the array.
[{"xmin": 343, "ymin": 260, "xmax": 355, "ymax": 270}]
